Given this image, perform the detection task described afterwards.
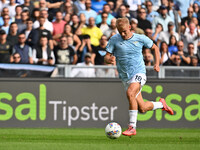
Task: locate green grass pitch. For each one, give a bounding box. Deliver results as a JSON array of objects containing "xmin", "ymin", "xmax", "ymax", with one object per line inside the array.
[{"xmin": 0, "ymin": 128, "xmax": 199, "ymax": 150}]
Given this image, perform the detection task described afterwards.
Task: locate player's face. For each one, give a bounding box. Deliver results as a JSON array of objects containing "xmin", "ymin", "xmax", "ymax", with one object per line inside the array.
[{"xmin": 117, "ymin": 24, "xmax": 131, "ymax": 40}]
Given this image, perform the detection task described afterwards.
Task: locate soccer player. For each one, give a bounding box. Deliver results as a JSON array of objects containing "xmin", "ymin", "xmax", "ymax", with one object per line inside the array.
[{"xmin": 104, "ymin": 17, "xmax": 174, "ymax": 136}]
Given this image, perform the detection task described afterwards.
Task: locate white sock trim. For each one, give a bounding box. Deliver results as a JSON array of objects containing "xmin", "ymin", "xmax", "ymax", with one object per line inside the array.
[
  {"xmin": 151, "ymin": 101, "xmax": 163, "ymax": 110},
  {"xmin": 129, "ymin": 110, "xmax": 138, "ymax": 128}
]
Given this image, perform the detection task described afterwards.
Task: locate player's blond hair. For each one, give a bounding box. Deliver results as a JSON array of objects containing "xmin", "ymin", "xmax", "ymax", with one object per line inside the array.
[{"xmin": 116, "ymin": 17, "xmax": 130, "ymax": 28}]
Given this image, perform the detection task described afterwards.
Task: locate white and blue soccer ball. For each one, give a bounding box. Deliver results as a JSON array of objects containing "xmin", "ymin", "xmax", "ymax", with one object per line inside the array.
[{"xmin": 105, "ymin": 122, "xmax": 122, "ymax": 139}]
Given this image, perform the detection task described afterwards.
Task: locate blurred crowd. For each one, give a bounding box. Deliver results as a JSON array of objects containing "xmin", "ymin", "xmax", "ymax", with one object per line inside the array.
[{"xmin": 0, "ymin": 0, "xmax": 200, "ymax": 72}]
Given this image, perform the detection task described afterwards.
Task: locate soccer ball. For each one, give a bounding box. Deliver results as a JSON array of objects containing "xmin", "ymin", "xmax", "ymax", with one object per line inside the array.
[{"xmin": 105, "ymin": 122, "xmax": 122, "ymax": 139}]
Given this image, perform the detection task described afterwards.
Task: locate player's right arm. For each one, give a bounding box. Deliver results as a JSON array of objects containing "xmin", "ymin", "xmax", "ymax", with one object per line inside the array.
[{"xmin": 104, "ymin": 52, "xmax": 116, "ymax": 64}]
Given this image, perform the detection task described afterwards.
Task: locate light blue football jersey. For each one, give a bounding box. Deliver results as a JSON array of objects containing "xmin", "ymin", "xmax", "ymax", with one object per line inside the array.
[{"xmin": 106, "ymin": 33, "xmax": 153, "ymax": 82}]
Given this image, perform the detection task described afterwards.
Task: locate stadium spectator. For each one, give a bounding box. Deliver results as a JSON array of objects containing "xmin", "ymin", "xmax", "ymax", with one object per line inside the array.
[
  {"xmin": 74, "ymin": 13, "xmax": 87, "ymax": 36},
  {"xmin": 0, "ymin": 29, "xmax": 12, "ymax": 63},
  {"xmin": 76, "ymin": 17, "xmax": 103, "ymax": 47},
  {"xmin": 96, "ymin": 12, "xmax": 110, "ymax": 35},
  {"xmin": 7, "ymin": 0, "xmax": 18, "ymax": 18},
  {"xmin": 54, "ymin": 35, "xmax": 77, "ymax": 65},
  {"xmin": 0, "ymin": 0, "xmax": 9, "ymax": 12},
  {"xmin": 137, "ymin": 8, "xmax": 152, "ymax": 31},
  {"xmin": 21, "ymin": 19, "xmax": 33, "ymax": 39},
  {"xmin": 106, "ymin": 1, "xmax": 116, "ymax": 17},
  {"xmin": 62, "ymin": 1, "xmax": 78, "ymax": 16},
  {"xmin": 171, "ymin": 40, "xmax": 191, "ymax": 65},
  {"xmin": 6, "ymin": 22, "xmax": 19, "ymax": 47},
  {"xmin": 152, "ymin": 23, "xmax": 163, "ymax": 42},
  {"xmin": 193, "ymin": 2, "xmax": 200, "ymax": 25},
  {"xmin": 116, "ymin": 4, "xmax": 131, "ymax": 20},
  {"xmin": 181, "ymin": 7, "xmax": 194, "ymax": 33},
  {"xmin": 79, "ymin": 0, "xmax": 97, "ymax": 24},
  {"xmin": 1, "ymin": 14, "xmax": 10, "ymax": 34},
  {"xmin": 63, "ymin": 13, "xmax": 72, "ymax": 25},
  {"xmin": 190, "ymin": 17, "xmax": 199, "ymax": 29},
  {"xmin": 14, "ymin": 5, "xmax": 23, "ymax": 23},
  {"xmin": 130, "ymin": 18, "xmax": 144, "ymax": 34},
  {"xmin": 33, "ymin": 9, "xmax": 53, "ymax": 33},
  {"xmin": 152, "ymin": 5, "xmax": 173, "ymax": 32},
  {"xmin": 38, "ymin": 0, "xmax": 63, "ymax": 10},
  {"xmin": 186, "ymin": 42, "xmax": 199, "ymax": 63},
  {"xmin": 149, "ymin": 0, "xmax": 161, "ymax": 11},
  {"xmin": 0, "ymin": 7, "xmax": 13, "ymax": 26},
  {"xmin": 91, "ymin": 0, "xmax": 107, "ymax": 13},
  {"xmin": 44, "ymin": 0, "xmax": 65, "ymax": 21},
  {"xmin": 114, "ymin": 0, "xmax": 124, "ymax": 14},
  {"xmin": 193, "ymin": 0, "xmax": 200, "ymax": 6},
  {"xmin": 17, "ymin": 11, "xmax": 29, "ymax": 33},
  {"xmin": 157, "ymin": 21, "xmax": 180, "ymax": 46},
  {"xmin": 168, "ymin": 0, "xmax": 181, "ymax": 33},
  {"xmin": 104, "ymin": 18, "xmax": 118, "ymax": 38},
  {"xmin": 12, "ymin": 33, "xmax": 33, "ymax": 64},
  {"xmin": 159, "ymin": 41, "xmax": 171, "ymax": 65},
  {"xmin": 52, "ymin": 11, "xmax": 66, "ymax": 42},
  {"xmin": 62, "ymin": 24, "xmax": 81, "ymax": 51},
  {"xmin": 125, "ymin": 4, "xmax": 131, "ymax": 18},
  {"xmin": 182, "ymin": 21, "xmax": 200, "ymax": 54},
  {"xmin": 161, "ymin": 0, "xmax": 169, "ymax": 7},
  {"xmin": 3, "ymin": 0, "xmax": 200, "ymax": 69},
  {"xmin": 77, "ymin": 34, "xmax": 92, "ymax": 63},
  {"xmin": 27, "ymin": 16, "xmax": 53, "ymax": 50},
  {"xmin": 173, "ymin": 0, "xmax": 192, "ymax": 18},
  {"xmin": 171, "ymin": 54, "xmax": 182, "ymax": 66},
  {"xmin": 71, "ymin": 14, "xmax": 80, "ymax": 34},
  {"xmin": 70, "ymin": 52, "xmax": 96, "ymax": 77},
  {"xmin": 190, "ymin": 55, "xmax": 199, "ymax": 66},
  {"xmin": 12, "ymin": 52, "xmax": 21, "ymax": 63},
  {"xmin": 91, "ymin": 35, "xmax": 108, "ymax": 65},
  {"xmin": 144, "ymin": 28, "xmax": 157, "ymax": 44},
  {"xmin": 125, "ymin": 0, "xmax": 142, "ymax": 18},
  {"xmin": 143, "ymin": 47, "xmax": 154, "ymax": 66},
  {"xmin": 95, "ymin": 62, "xmax": 116, "ymax": 77},
  {"xmin": 15, "ymin": 0, "xmax": 24, "ymax": 4},
  {"xmin": 31, "ymin": 8, "xmax": 40, "ymax": 22},
  {"xmin": 108, "ymin": 31, "xmax": 117, "ymax": 39},
  {"xmin": 73, "ymin": 0, "xmax": 86, "ymax": 14},
  {"xmin": 32, "ymin": 36, "xmax": 55, "ymax": 65},
  {"xmin": 95, "ymin": 4, "xmax": 115, "ymax": 25},
  {"xmin": 145, "ymin": 0, "xmax": 159, "ymax": 23},
  {"xmin": 66, "ymin": 35, "xmax": 76, "ymax": 51},
  {"xmin": 20, "ymin": 0, "xmax": 34, "ymax": 14},
  {"xmin": 168, "ymin": 35, "xmax": 178, "ymax": 55}
]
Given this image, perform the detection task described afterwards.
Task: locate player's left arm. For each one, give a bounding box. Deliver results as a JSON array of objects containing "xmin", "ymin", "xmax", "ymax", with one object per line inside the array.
[{"xmin": 151, "ymin": 43, "xmax": 160, "ymax": 72}]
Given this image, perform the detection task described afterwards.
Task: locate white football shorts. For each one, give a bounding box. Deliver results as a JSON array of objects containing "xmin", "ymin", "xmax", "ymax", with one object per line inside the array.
[{"xmin": 122, "ymin": 73, "xmax": 147, "ymax": 98}]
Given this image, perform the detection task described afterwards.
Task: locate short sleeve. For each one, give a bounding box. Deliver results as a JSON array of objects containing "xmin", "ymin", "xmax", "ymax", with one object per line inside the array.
[
  {"xmin": 48, "ymin": 30, "xmax": 53, "ymax": 40},
  {"xmin": 81, "ymin": 27, "xmax": 86, "ymax": 35},
  {"xmin": 106, "ymin": 36, "xmax": 115, "ymax": 54},
  {"xmin": 28, "ymin": 47, "xmax": 33, "ymax": 57},
  {"xmin": 142, "ymin": 35, "xmax": 153, "ymax": 49}
]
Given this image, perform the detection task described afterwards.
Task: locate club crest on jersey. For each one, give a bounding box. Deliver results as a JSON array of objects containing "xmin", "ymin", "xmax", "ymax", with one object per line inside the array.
[{"xmin": 133, "ymin": 41, "xmax": 138, "ymax": 45}]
